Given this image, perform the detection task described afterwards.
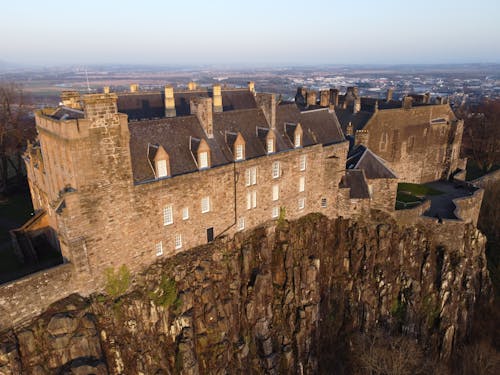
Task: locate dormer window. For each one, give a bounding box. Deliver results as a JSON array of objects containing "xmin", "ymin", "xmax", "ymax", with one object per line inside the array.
[
  {"xmin": 156, "ymin": 160, "xmax": 168, "ymax": 178},
  {"xmin": 267, "ymin": 139, "xmax": 274, "ymax": 153},
  {"xmin": 191, "ymin": 137, "xmax": 211, "ymax": 170},
  {"xmin": 151, "ymin": 144, "xmax": 170, "ymax": 179},
  {"xmin": 232, "ymin": 132, "xmax": 246, "ymax": 161},
  {"xmin": 266, "ymin": 131, "xmax": 276, "ymax": 154},
  {"xmin": 235, "ymin": 144, "xmax": 243, "ymax": 160},
  {"xmin": 294, "ymin": 134, "xmax": 301, "ymax": 148},
  {"xmin": 199, "ymin": 152, "xmax": 208, "ymax": 168},
  {"xmin": 294, "ymin": 123, "xmax": 303, "ymax": 148}
]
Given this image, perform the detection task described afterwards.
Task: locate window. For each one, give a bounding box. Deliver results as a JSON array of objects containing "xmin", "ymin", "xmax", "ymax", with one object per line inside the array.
[
  {"xmin": 199, "ymin": 151, "xmax": 208, "ymax": 168},
  {"xmin": 300, "ymin": 155, "xmax": 307, "ymax": 171},
  {"xmin": 247, "ymin": 191, "xmax": 257, "ymax": 210},
  {"xmin": 235, "ymin": 144, "xmax": 244, "ymax": 160},
  {"xmin": 272, "ymin": 161, "xmax": 280, "ymax": 179},
  {"xmin": 175, "ymin": 234, "xmax": 182, "ymax": 250},
  {"xmin": 272, "ymin": 206, "xmax": 279, "ymax": 218},
  {"xmin": 201, "ymin": 196, "xmax": 210, "ymax": 213},
  {"xmin": 157, "ymin": 159, "xmax": 168, "ymax": 178},
  {"xmin": 182, "ymin": 207, "xmax": 189, "ymax": 220},
  {"xmin": 163, "ymin": 205, "xmax": 173, "ymax": 225},
  {"xmin": 267, "ymin": 139, "xmax": 274, "ymax": 154},
  {"xmin": 298, "ymin": 198, "xmax": 305, "ymax": 210},
  {"xmin": 272, "ymin": 184, "xmax": 279, "ymax": 201},
  {"xmin": 245, "ymin": 167, "xmax": 257, "ymax": 186},
  {"xmin": 299, "ymin": 176, "xmax": 305, "ymax": 192},
  {"xmin": 295, "ymin": 133, "xmax": 301, "ymax": 148},
  {"xmin": 155, "ymin": 241, "xmax": 163, "ymax": 256},
  {"xmin": 321, "ymin": 198, "xmax": 327, "ymax": 208},
  {"xmin": 237, "ymin": 217, "xmax": 245, "ymax": 231}
]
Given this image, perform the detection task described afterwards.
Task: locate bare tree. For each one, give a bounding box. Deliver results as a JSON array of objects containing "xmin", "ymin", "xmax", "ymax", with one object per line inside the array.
[
  {"xmin": 460, "ymin": 99, "xmax": 500, "ymax": 174},
  {"xmin": 0, "ymin": 82, "xmax": 34, "ymax": 193}
]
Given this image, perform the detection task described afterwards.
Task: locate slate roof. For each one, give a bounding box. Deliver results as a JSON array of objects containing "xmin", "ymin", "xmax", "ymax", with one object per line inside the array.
[
  {"xmin": 49, "ymin": 106, "xmax": 84, "ymax": 120},
  {"xmin": 117, "ymin": 92, "xmax": 164, "ymax": 120},
  {"xmin": 335, "ymin": 108, "xmax": 373, "ymax": 134},
  {"xmin": 340, "ymin": 170, "xmax": 370, "ymax": 199},
  {"xmin": 346, "ymin": 145, "xmax": 397, "ymax": 179}
]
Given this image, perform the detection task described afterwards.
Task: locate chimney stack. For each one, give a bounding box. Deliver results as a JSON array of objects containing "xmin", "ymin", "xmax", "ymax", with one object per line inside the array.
[
  {"xmin": 386, "ymin": 88, "xmax": 394, "ymax": 102},
  {"xmin": 103, "ymin": 86, "xmax": 110, "ymax": 94},
  {"xmin": 255, "ymin": 93, "xmax": 276, "ymax": 129},
  {"xmin": 306, "ymin": 90, "xmax": 317, "ymax": 107},
  {"xmin": 353, "ymin": 97, "xmax": 361, "ymax": 114},
  {"xmin": 212, "ymin": 84, "xmax": 223, "ymax": 113},
  {"xmin": 188, "ymin": 81, "xmax": 198, "ymax": 91},
  {"xmin": 402, "ymin": 96, "xmax": 413, "ymax": 109},
  {"xmin": 248, "ymin": 81, "xmax": 255, "ymax": 95},
  {"xmin": 355, "ymin": 129, "xmax": 369, "ymax": 146},
  {"xmin": 164, "ymin": 85, "xmax": 176, "ymax": 118},
  {"xmin": 330, "ymin": 89, "xmax": 339, "ymax": 107},
  {"xmin": 190, "ymin": 97, "xmax": 213, "ymax": 138},
  {"xmin": 60, "ymin": 91, "xmax": 82, "ymax": 109},
  {"xmin": 320, "ymin": 90, "xmax": 330, "ymax": 107},
  {"xmin": 130, "ymin": 83, "xmax": 139, "ymax": 93},
  {"xmin": 346, "ymin": 122, "xmax": 354, "ymax": 136}
]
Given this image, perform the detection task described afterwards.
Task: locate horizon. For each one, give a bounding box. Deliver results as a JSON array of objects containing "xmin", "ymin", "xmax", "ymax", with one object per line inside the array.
[{"xmin": 1, "ymin": 0, "xmax": 500, "ymax": 66}]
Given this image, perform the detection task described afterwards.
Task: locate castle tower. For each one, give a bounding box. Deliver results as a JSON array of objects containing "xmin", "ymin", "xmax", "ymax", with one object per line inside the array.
[
  {"xmin": 213, "ymin": 84, "xmax": 223, "ymax": 113},
  {"xmin": 165, "ymin": 85, "xmax": 176, "ymax": 117}
]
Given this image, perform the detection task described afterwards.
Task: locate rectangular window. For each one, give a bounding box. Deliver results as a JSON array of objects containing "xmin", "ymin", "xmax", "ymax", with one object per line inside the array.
[
  {"xmin": 295, "ymin": 134, "xmax": 301, "ymax": 148},
  {"xmin": 201, "ymin": 196, "xmax": 210, "ymax": 213},
  {"xmin": 267, "ymin": 139, "xmax": 274, "ymax": 153},
  {"xmin": 298, "ymin": 198, "xmax": 305, "ymax": 210},
  {"xmin": 155, "ymin": 241, "xmax": 163, "ymax": 256},
  {"xmin": 182, "ymin": 207, "xmax": 189, "ymax": 220},
  {"xmin": 247, "ymin": 191, "xmax": 257, "ymax": 210},
  {"xmin": 199, "ymin": 151, "xmax": 208, "ymax": 168},
  {"xmin": 235, "ymin": 144, "xmax": 244, "ymax": 160},
  {"xmin": 321, "ymin": 198, "xmax": 327, "ymax": 208},
  {"xmin": 272, "ymin": 184, "xmax": 279, "ymax": 201},
  {"xmin": 245, "ymin": 167, "xmax": 257, "ymax": 186},
  {"xmin": 163, "ymin": 205, "xmax": 173, "ymax": 225},
  {"xmin": 175, "ymin": 234, "xmax": 182, "ymax": 250},
  {"xmin": 272, "ymin": 161, "xmax": 280, "ymax": 179},
  {"xmin": 300, "ymin": 155, "xmax": 307, "ymax": 171},
  {"xmin": 272, "ymin": 206, "xmax": 279, "ymax": 218},
  {"xmin": 157, "ymin": 159, "xmax": 168, "ymax": 178},
  {"xmin": 237, "ymin": 217, "xmax": 245, "ymax": 231},
  {"xmin": 299, "ymin": 176, "xmax": 305, "ymax": 192}
]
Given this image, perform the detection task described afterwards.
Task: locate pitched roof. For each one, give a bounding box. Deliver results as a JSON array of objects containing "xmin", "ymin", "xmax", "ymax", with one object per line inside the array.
[
  {"xmin": 340, "ymin": 170, "xmax": 370, "ymax": 199},
  {"xmin": 346, "ymin": 145, "xmax": 397, "ymax": 179},
  {"xmin": 117, "ymin": 92, "xmax": 164, "ymax": 120},
  {"xmin": 335, "ymin": 108, "xmax": 373, "ymax": 133}
]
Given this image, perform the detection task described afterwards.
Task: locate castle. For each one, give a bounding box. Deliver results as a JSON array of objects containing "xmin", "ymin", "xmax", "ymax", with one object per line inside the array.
[{"xmin": 18, "ymin": 82, "xmax": 467, "ymax": 285}]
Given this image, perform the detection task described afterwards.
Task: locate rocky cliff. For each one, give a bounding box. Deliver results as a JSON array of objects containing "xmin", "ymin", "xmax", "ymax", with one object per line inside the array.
[{"xmin": 0, "ymin": 212, "xmax": 491, "ymax": 374}]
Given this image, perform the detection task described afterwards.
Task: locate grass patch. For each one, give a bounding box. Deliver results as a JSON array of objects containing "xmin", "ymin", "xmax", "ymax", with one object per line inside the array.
[{"xmin": 398, "ymin": 182, "xmax": 443, "ymax": 197}]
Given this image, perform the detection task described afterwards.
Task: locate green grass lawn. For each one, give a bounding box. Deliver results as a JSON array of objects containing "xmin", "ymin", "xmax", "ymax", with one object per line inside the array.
[
  {"xmin": 397, "ymin": 182, "xmax": 443, "ymax": 197},
  {"xmin": 395, "ymin": 191, "xmax": 423, "ymax": 210}
]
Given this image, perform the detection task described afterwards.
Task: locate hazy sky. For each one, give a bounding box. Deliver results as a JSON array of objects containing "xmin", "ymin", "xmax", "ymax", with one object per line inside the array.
[{"xmin": 1, "ymin": 0, "xmax": 499, "ymax": 66}]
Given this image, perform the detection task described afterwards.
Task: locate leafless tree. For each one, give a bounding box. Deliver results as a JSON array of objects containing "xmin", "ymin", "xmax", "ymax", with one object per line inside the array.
[
  {"xmin": 460, "ymin": 99, "xmax": 500, "ymax": 173},
  {"xmin": 0, "ymin": 82, "xmax": 34, "ymax": 193}
]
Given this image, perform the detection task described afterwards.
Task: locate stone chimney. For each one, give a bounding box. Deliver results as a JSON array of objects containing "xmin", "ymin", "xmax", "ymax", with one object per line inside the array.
[
  {"xmin": 320, "ymin": 90, "xmax": 330, "ymax": 107},
  {"xmin": 402, "ymin": 96, "xmax": 413, "ymax": 109},
  {"xmin": 353, "ymin": 97, "xmax": 361, "ymax": 114},
  {"xmin": 346, "ymin": 122, "xmax": 354, "ymax": 136},
  {"xmin": 164, "ymin": 85, "xmax": 176, "ymax": 118},
  {"xmin": 212, "ymin": 84, "xmax": 223, "ymax": 113},
  {"xmin": 374, "ymin": 100, "xmax": 379, "ymax": 112},
  {"xmin": 130, "ymin": 84, "xmax": 139, "ymax": 93},
  {"xmin": 103, "ymin": 86, "xmax": 110, "ymax": 94},
  {"xmin": 355, "ymin": 129, "xmax": 369, "ymax": 146},
  {"xmin": 423, "ymin": 92, "xmax": 430, "ymax": 104},
  {"xmin": 60, "ymin": 91, "xmax": 82, "ymax": 109},
  {"xmin": 248, "ymin": 81, "xmax": 255, "ymax": 95},
  {"xmin": 306, "ymin": 90, "xmax": 317, "ymax": 107},
  {"xmin": 188, "ymin": 81, "xmax": 197, "ymax": 91},
  {"xmin": 83, "ymin": 93, "xmax": 118, "ymax": 122},
  {"xmin": 330, "ymin": 89, "xmax": 339, "ymax": 106},
  {"xmin": 386, "ymin": 88, "xmax": 394, "ymax": 102},
  {"xmin": 255, "ymin": 93, "xmax": 276, "ymax": 129},
  {"xmin": 190, "ymin": 97, "xmax": 213, "ymax": 138}
]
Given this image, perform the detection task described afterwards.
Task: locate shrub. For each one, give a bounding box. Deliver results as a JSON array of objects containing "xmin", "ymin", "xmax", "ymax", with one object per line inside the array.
[{"xmin": 149, "ymin": 275, "xmax": 182, "ymax": 309}]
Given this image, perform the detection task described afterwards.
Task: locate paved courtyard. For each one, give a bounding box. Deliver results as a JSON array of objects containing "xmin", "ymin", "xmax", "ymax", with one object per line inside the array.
[{"xmin": 423, "ymin": 180, "xmax": 477, "ymax": 220}]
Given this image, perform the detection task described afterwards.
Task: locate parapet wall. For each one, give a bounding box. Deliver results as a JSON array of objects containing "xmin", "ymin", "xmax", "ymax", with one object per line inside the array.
[
  {"xmin": 0, "ymin": 263, "xmax": 80, "ymax": 332},
  {"xmin": 452, "ymin": 187, "xmax": 484, "ymax": 227},
  {"xmin": 391, "ymin": 200, "xmax": 431, "ymax": 225}
]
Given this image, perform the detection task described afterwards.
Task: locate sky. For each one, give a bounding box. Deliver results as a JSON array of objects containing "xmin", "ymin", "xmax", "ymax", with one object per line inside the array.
[{"xmin": 1, "ymin": 0, "xmax": 500, "ymax": 66}]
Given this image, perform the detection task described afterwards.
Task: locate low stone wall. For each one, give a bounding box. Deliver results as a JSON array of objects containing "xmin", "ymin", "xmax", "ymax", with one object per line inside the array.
[
  {"xmin": 471, "ymin": 168, "xmax": 500, "ymax": 188},
  {"xmin": 0, "ymin": 263, "xmax": 79, "ymax": 332},
  {"xmin": 453, "ymin": 188, "xmax": 484, "ymax": 226},
  {"xmin": 392, "ymin": 200, "xmax": 431, "ymax": 225}
]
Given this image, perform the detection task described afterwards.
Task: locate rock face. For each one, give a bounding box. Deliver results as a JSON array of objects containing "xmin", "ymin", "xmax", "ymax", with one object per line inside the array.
[{"xmin": 0, "ymin": 213, "xmax": 491, "ymax": 374}]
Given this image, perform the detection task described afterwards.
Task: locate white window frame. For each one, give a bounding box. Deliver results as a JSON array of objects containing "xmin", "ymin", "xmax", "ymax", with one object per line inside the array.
[
  {"xmin": 299, "ymin": 176, "xmax": 305, "ymax": 192},
  {"xmin": 300, "ymin": 155, "xmax": 307, "ymax": 171},
  {"xmin": 182, "ymin": 207, "xmax": 189, "ymax": 220},
  {"xmin": 298, "ymin": 198, "xmax": 305, "ymax": 210},
  {"xmin": 237, "ymin": 217, "xmax": 245, "ymax": 231},
  {"xmin": 247, "ymin": 191, "xmax": 257, "ymax": 210},
  {"xmin": 163, "ymin": 205, "xmax": 173, "ymax": 225},
  {"xmin": 175, "ymin": 233, "xmax": 182, "ymax": 250},
  {"xmin": 156, "ymin": 159, "xmax": 168, "ymax": 178},
  {"xmin": 155, "ymin": 241, "xmax": 163, "ymax": 256},
  {"xmin": 272, "ymin": 161, "xmax": 280, "ymax": 179},
  {"xmin": 267, "ymin": 139, "xmax": 274, "ymax": 154},
  {"xmin": 245, "ymin": 167, "xmax": 257, "ymax": 186},
  {"xmin": 272, "ymin": 206, "xmax": 279, "ymax": 218},
  {"xmin": 321, "ymin": 198, "xmax": 327, "ymax": 208},
  {"xmin": 295, "ymin": 133, "xmax": 301, "ymax": 148},
  {"xmin": 199, "ymin": 151, "xmax": 208, "ymax": 168},
  {"xmin": 201, "ymin": 196, "xmax": 210, "ymax": 213},
  {"xmin": 235, "ymin": 144, "xmax": 244, "ymax": 160},
  {"xmin": 272, "ymin": 184, "xmax": 279, "ymax": 201}
]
